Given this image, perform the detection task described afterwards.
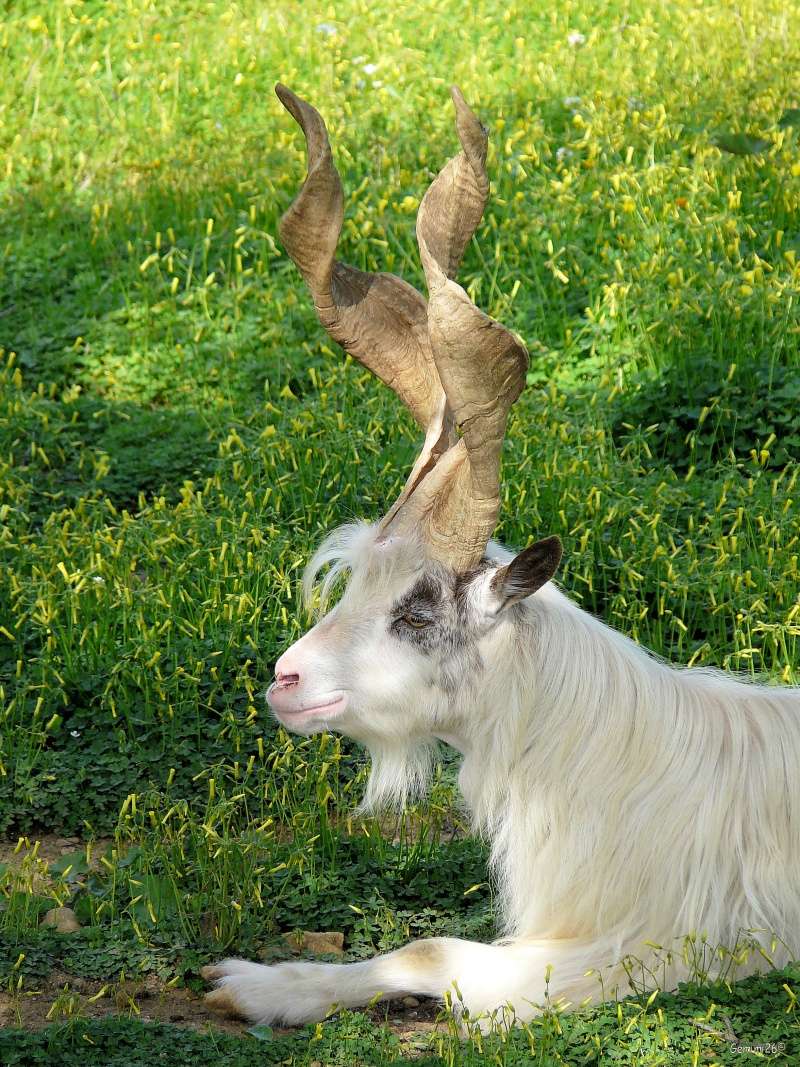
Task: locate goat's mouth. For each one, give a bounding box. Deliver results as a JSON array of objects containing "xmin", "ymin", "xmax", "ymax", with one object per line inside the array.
[{"xmin": 267, "ymin": 688, "xmax": 348, "ymax": 722}]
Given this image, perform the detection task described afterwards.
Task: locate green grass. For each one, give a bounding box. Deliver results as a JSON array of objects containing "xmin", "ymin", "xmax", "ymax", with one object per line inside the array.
[{"xmin": 1, "ymin": 0, "xmax": 800, "ymax": 1061}]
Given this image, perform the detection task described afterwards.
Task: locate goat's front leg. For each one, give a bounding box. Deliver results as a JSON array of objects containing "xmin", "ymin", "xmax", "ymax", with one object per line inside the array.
[{"xmin": 203, "ymin": 937, "xmax": 585, "ymax": 1027}]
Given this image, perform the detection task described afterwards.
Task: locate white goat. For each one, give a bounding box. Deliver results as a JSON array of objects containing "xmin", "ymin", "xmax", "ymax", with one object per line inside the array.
[{"xmin": 203, "ymin": 85, "xmax": 800, "ymax": 1028}]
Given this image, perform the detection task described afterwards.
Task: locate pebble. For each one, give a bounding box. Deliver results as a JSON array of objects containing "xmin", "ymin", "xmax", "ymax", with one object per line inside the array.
[
  {"xmin": 40, "ymin": 907, "xmax": 81, "ymax": 933},
  {"xmin": 402, "ymin": 995, "xmax": 420, "ymax": 1008},
  {"xmin": 281, "ymin": 930, "xmax": 344, "ymax": 955}
]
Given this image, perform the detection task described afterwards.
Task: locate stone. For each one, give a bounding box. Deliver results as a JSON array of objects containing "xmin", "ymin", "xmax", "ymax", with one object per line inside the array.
[
  {"xmin": 281, "ymin": 930, "xmax": 344, "ymax": 955},
  {"xmin": 114, "ymin": 979, "xmax": 144, "ymax": 1010},
  {"xmin": 40, "ymin": 907, "xmax": 81, "ymax": 933},
  {"xmin": 402, "ymin": 995, "xmax": 420, "ymax": 1008}
]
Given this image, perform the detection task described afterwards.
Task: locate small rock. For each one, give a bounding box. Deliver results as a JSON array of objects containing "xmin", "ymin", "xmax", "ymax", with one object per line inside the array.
[
  {"xmin": 115, "ymin": 979, "xmax": 144, "ymax": 1010},
  {"xmin": 282, "ymin": 930, "xmax": 344, "ymax": 956},
  {"xmin": 48, "ymin": 971, "xmax": 92, "ymax": 994},
  {"xmin": 402, "ymin": 995, "xmax": 420, "ymax": 1008},
  {"xmin": 41, "ymin": 907, "xmax": 81, "ymax": 933},
  {"xmin": 141, "ymin": 974, "xmax": 162, "ymax": 996}
]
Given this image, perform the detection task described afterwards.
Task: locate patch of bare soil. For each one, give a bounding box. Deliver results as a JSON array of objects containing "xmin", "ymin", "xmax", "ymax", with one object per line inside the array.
[
  {"xmin": 1, "ymin": 835, "xmax": 80, "ymax": 869},
  {"xmin": 0, "ymin": 835, "xmax": 447, "ymax": 1051},
  {"xmin": 0, "ymin": 969, "xmax": 444, "ymax": 1049},
  {"xmin": 0, "ymin": 834, "xmax": 114, "ymax": 891},
  {"xmin": 365, "ymin": 996, "xmax": 445, "ymax": 1046},
  {"xmin": 0, "ymin": 970, "xmax": 246, "ymax": 1035}
]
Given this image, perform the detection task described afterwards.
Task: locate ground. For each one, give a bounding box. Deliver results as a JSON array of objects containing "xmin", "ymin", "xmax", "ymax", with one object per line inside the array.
[{"xmin": 1, "ymin": 0, "xmax": 800, "ymax": 1063}]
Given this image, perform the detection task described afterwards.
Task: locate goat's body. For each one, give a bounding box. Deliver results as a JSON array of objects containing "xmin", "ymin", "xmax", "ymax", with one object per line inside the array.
[
  {"xmin": 468, "ymin": 574, "xmax": 800, "ymax": 956},
  {"xmin": 206, "ymin": 530, "xmax": 800, "ymax": 1027}
]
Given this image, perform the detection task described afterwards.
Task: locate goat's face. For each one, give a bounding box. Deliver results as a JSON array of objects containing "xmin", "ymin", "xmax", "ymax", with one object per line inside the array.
[
  {"xmin": 266, "ymin": 524, "xmax": 561, "ymax": 745},
  {"xmin": 270, "ymin": 88, "xmax": 561, "ymax": 747}
]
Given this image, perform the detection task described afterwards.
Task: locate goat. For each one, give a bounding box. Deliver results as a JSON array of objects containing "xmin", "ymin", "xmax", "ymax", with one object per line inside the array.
[{"xmin": 203, "ymin": 85, "xmax": 800, "ymax": 1029}]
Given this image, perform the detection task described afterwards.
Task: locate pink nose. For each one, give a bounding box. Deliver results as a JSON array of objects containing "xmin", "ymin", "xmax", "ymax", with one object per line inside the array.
[
  {"xmin": 272, "ymin": 651, "xmax": 301, "ymax": 690},
  {"xmin": 268, "ymin": 654, "xmax": 303, "ymax": 713},
  {"xmin": 274, "ymin": 670, "xmax": 300, "ymax": 687}
]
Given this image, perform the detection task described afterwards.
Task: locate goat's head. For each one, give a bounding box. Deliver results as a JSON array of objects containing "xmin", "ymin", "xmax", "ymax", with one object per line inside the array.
[{"xmin": 267, "ymin": 85, "xmax": 561, "ymax": 748}]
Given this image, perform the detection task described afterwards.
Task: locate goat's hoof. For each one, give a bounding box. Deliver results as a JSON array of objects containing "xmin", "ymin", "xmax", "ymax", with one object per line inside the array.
[
  {"xmin": 202, "ymin": 959, "xmax": 259, "ymax": 1020},
  {"xmin": 202, "ymin": 957, "xmax": 301, "ymax": 1024},
  {"xmin": 204, "ymin": 984, "xmax": 243, "ymax": 1017},
  {"xmin": 202, "ymin": 960, "xmax": 246, "ymax": 1018}
]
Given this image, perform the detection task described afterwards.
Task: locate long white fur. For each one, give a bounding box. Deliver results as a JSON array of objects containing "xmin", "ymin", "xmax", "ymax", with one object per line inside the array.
[{"xmin": 207, "ymin": 522, "xmax": 800, "ymax": 1027}]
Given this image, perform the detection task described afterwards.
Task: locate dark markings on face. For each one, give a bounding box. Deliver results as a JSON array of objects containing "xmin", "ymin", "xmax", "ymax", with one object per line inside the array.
[
  {"xmin": 390, "ymin": 573, "xmax": 454, "ymax": 656},
  {"xmin": 389, "ymin": 563, "xmax": 493, "ymax": 696}
]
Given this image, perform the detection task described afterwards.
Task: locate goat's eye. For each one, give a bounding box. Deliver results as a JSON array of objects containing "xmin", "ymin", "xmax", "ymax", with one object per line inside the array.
[{"xmin": 401, "ymin": 613, "xmax": 430, "ymax": 629}]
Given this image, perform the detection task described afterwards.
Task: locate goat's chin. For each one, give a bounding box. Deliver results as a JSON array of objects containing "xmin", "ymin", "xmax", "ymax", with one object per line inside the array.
[
  {"xmin": 273, "ymin": 713, "xmax": 341, "ymax": 737},
  {"xmin": 271, "ymin": 692, "xmax": 348, "ymax": 735}
]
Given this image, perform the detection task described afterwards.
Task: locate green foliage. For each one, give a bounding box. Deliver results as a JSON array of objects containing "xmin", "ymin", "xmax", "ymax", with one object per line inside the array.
[
  {"xmin": 1, "ymin": 0, "xmax": 800, "ymax": 1061},
  {"xmin": 0, "ymin": 1016, "xmax": 310, "ymax": 1067},
  {"xmin": 712, "ymin": 132, "xmax": 770, "ymax": 156},
  {"xmin": 1, "ymin": 391, "xmax": 219, "ymax": 524},
  {"xmin": 611, "ymin": 358, "xmax": 800, "ymax": 472},
  {"xmin": 0, "ymin": 925, "xmax": 206, "ymax": 984},
  {"xmin": 1, "ymin": 802, "xmax": 491, "ymax": 973}
]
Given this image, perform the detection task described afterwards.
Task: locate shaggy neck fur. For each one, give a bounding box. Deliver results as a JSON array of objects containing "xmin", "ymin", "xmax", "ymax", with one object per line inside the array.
[{"xmin": 467, "ymin": 584, "xmax": 800, "ymax": 962}]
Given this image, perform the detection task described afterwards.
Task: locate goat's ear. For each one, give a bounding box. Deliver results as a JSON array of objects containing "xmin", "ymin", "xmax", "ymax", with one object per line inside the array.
[{"xmin": 490, "ymin": 535, "xmax": 562, "ymax": 610}]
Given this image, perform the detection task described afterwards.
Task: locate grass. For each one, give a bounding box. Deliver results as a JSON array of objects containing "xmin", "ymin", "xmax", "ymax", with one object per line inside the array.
[{"xmin": 1, "ymin": 0, "xmax": 800, "ymax": 1061}]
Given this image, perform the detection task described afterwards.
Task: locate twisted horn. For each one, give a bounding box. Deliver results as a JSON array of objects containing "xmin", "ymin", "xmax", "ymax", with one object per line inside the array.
[
  {"xmin": 380, "ymin": 88, "xmax": 529, "ymax": 571},
  {"xmin": 276, "ymin": 84, "xmax": 528, "ymax": 573},
  {"xmin": 275, "ymin": 84, "xmax": 454, "ymax": 477}
]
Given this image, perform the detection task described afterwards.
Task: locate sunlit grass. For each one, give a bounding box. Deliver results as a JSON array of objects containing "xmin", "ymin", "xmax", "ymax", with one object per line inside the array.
[{"xmin": 1, "ymin": 0, "xmax": 800, "ymax": 1060}]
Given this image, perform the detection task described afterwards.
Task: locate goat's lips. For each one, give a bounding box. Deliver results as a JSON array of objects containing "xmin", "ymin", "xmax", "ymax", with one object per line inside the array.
[{"xmin": 267, "ymin": 686, "xmax": 347, "ymax": 719}]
